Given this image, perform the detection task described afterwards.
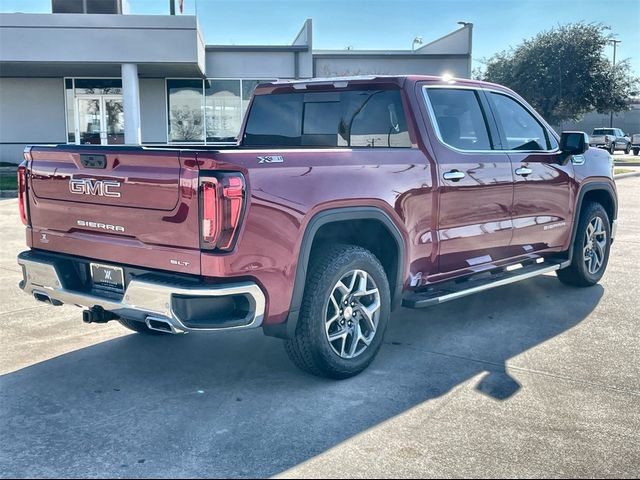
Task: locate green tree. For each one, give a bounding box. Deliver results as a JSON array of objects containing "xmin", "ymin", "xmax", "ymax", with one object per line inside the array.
[{"xmin": 480, "ymin": 23, "xmax": 639, "ymax": 125}]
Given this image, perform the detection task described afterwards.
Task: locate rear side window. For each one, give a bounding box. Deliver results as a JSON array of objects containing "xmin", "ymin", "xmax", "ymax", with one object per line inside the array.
[
  {"xmin": 243, "ymin": 89, "xmax": 411, "ymax": 148},
  {"xmin": 489, "ymin": 92, "xmax": 553, "ymax": 151},
  {"xmin": 424, "ymin": 88, "xmax": 493, "ymax": 151}
]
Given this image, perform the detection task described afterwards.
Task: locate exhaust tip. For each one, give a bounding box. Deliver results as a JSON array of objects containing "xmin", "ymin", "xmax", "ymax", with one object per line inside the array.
[
  {"xmin": 34, "ymin": 292, "xmax": 51, "ymax": 304},
  {"xmin": 145, "ymin": 316, "xmax": 180, "ymax": 334},
  {"xmin": 34, "ymin": 292, "xmax": 63, "ymax": 306}
]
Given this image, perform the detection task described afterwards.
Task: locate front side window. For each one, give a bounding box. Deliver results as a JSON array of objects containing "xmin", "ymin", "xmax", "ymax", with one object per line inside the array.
[
  {"xmin": 490, "ymin": 92, "xmax": 552, "ymax": 151},
  {"xmin": 424, "ymin": 88, "xmax": 493, "ymax": 151},
  {"xmin": 244, "ymin": 89, "xmax": 411, "ymax": 148}
]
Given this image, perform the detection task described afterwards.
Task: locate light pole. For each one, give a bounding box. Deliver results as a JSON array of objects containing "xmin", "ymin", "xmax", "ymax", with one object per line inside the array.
[
  {"xmin": 412, "ymin": 36, "xmax": 423, "ymax": 52},
  {"xmin": 609, "ymin": 38, "xmax": 621, "ymax": 128}
]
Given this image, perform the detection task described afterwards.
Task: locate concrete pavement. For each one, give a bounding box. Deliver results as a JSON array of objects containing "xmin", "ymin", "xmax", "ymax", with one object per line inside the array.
[{"xmin": 0, "ymin": 178, "xmax": 639, "ymax": 478}]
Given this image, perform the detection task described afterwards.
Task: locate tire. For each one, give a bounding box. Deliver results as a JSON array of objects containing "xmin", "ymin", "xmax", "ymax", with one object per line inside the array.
[
  {"xmin": 557, "ymin": 202, "xmax": 611, "ymax": 287},
  {"xmin": 609, "ymin": 143, "xmax": 616, "ymax": 155},
  {"xmin": 633, "ymin": 148, "xmax": 639, "ymax": 156},
  {"xmin": 285, "ymin": 244, "xmax": 391, "ymax": 379},
  {"xmin": 625, "ymin": 143, "xmax": 631, "ymax": 155},
  {"xmin": 118, "ymin": 317, "xmax": 170, "ymax": 335}
]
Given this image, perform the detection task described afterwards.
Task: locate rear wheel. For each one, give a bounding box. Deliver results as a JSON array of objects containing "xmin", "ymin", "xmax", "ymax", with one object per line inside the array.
[
  {"xmin": 118, "ymin": 317, "xmax": 169, "ymax": 335},
  {"xmin": 609, "ymin": 143, "xmax": 616, "ymax": 155},
  {"xmin": 633, "ymin": 148, "xmax": 639, "ymax": 156},
  {"xmin": 285, "ymin": 244, "xmax": 390, "ymax": 379},
  {"xmin": 557, "ymin": 202, "xmax": 611, "ymax": 287}
]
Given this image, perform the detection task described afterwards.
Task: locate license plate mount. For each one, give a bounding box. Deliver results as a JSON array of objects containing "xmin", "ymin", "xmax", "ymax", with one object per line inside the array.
[{"xmin": 90, "ymin": 263, "xmax": 125, "ymax": 292}]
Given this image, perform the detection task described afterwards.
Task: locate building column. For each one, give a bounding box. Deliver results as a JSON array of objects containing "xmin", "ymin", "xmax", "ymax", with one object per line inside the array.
[{"xmin": 122, "ymin": 63, "xmax": 141, "ymax": 144}]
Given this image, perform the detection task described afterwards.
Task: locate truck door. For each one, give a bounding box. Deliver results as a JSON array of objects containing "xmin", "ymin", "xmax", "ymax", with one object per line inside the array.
[
  {"xmin": 484, "ymin": 91, "xmax": 574, "ymax": 255},
  {"xmin": 421, "ymin": 86, "xmax": 515, "ymax": 279}
]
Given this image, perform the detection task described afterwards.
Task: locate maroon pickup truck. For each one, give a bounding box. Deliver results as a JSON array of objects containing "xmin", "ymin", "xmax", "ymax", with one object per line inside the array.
[{"xmin": 17, "ymin": 76, "xmax": 617, "ymax": 379}]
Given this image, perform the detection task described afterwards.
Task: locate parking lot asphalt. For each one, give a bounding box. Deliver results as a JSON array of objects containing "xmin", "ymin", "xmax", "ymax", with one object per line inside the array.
[{"xmin": 1, "ymin": 177, "xmax": 639, "ymax": 479}]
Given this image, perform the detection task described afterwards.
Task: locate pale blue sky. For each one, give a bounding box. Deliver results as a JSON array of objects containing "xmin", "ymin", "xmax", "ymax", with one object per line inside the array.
[{"xmin": 2, "ymin": 0, "xmax": 639, "ymax": 74}]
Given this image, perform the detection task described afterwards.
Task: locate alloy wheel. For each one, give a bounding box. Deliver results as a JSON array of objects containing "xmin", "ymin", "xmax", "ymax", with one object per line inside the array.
[
  {"xmin": 583, "ymin": 216, "xmax": 607, "ymax": 275},
  {"xmin": 324, "ymin": 269, "xmax": 381, "ymax": 359}
]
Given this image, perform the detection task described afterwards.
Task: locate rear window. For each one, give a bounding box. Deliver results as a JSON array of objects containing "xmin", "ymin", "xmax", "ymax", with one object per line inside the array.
[
  {"xmin": 243, "ymin": 89, "xmax": 411, "ymax": 148},
  {"xmin": 593, "ymin": 129, "xmax": 615, "ymax": 136}
]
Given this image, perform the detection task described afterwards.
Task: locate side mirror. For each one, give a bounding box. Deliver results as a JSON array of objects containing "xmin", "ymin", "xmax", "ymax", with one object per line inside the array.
[{"xmin": 560, "ymin": 131, "xmax": 589, "ymax": 156}]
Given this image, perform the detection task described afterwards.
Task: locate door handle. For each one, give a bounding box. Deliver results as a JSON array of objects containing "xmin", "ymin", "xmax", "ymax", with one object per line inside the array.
[
  {"xmin": 443, "ymin": 170, "xmax": 466, "ymax": 182},
  {"xmin": 515, "ymin": 167, "xmax": 533, "ymax": 177}
]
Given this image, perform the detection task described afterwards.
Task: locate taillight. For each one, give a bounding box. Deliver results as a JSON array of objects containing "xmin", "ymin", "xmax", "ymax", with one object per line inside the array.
[
  {"xmin": 605, "ymin": 135, "xmax": 610, "ymax": 142},
  {"xmin": 17, "ymin": 160, "xmax": 29, "ymax": 226},
  {"xmin": 200, "ymin": 174, "xmax": 245, "ymax": 251},
  {"xmin": 201, "ymin": 180, "xmax": 219, "ymax": 244}
]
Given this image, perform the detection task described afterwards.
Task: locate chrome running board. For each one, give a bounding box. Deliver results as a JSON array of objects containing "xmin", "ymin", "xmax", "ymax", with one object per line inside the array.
[{"xmin": 402, "ymin": 259, "xmax": 569, "ymax": 309}]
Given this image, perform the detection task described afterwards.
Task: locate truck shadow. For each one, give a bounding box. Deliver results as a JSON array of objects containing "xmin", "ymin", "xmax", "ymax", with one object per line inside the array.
[{"xmin": 0, "ymin": 276, "xmax": 602, "ymax": 478}]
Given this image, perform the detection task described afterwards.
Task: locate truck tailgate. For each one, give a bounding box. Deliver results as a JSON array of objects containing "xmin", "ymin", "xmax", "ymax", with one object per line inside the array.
[{"xmin": 26, "ymin": 146, "xmax": 202, "ymax": 275}]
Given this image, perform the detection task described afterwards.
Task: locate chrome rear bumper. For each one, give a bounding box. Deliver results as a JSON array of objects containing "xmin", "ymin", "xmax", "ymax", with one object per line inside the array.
[{"xmin": 18, "ymin": 252, "xmax": 265, "ymax": 333}]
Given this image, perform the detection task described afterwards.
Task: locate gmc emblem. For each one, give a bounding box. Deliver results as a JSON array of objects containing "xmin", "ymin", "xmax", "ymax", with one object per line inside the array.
[{"xmin": 69, "ymin": 178, "xmax": 121, "ymax": 198}]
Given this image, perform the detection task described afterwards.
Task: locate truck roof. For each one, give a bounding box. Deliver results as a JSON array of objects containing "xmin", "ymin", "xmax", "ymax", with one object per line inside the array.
[{"xmin": 255, "ymin": 75, "xmax": 506, "ymax": 94}]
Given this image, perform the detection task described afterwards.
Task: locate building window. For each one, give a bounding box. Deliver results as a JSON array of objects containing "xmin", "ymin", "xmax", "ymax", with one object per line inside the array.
[
  {"xmin": 74, "ymin": 78, "xmax": 122, "ymax": 96},
  {"xmin": 167, "ymin": 79, "xmax": 205, "ymax": 143},
  {"xmin": 167, "ymin": 79, "xmax": 274, "ymax": 144},
  {"xmin": 52, "ymin": 0, "xmax": 123, "ymax": 14},
  {"xmin": 205, "ymin": 80, "xmax": 241, "ymax": 143}
]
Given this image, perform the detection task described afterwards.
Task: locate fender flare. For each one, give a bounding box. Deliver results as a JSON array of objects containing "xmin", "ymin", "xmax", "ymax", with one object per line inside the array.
[
  {"xmin": 567, "ymin": 181, "xmax": 617, "ymax": 262},
  {"xmin": 264, "ymin": 206, "xmax": 406, "ymax": 339}
]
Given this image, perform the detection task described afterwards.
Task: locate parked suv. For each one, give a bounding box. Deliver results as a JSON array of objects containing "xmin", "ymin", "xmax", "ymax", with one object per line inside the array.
[
  {"xmin": 17, "ymin": 76, "xmax": 617, "ymax": 378},
  {"xmin": 590, "ymin": 128, "xmax": 631, "ymax": 154}
]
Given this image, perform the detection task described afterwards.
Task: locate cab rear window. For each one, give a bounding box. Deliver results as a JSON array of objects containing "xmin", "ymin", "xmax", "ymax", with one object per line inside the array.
[{"xmin": 243, "ymin": 89, "xmax": 411, "ymax": 148}]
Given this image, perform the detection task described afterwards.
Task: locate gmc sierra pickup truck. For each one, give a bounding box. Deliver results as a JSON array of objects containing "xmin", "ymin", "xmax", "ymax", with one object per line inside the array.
[{"xmin": 17, "ymin": 76, "xmax": 617, "ymax": 379}]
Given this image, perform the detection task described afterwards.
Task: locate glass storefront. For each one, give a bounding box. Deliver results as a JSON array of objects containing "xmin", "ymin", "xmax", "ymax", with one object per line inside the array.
[
  {"xmin": 167, "ymin": 78, "xmax": 274, "ymax": 144},
  {"xmin": 64, "ymin": 77, "xmax": 274, "ymax": 145}
]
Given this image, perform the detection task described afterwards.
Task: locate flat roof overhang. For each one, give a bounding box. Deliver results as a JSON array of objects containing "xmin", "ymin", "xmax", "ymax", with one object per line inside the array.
[
  {"xmin": 0, "ymin": 13, "xmax": 205, "ymax": 76},
  {"xmin": 0, "ymin": 62, "xmax": 203, "ymax": 78}
]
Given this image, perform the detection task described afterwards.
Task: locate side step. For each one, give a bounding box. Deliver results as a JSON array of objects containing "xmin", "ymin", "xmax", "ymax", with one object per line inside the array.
[{"xmin": 402, "ymin": 259, "xmax": 569, "ymax": 309}]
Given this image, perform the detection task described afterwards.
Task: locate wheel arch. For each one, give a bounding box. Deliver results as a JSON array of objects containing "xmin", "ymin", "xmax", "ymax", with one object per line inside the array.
[
  {"xmin": 568, "ymin": 181, "xmax": 617, "ymax": 262},
  {"xmin": 264, "ymin": 207, "xmax": 406, "ymax": 339}
]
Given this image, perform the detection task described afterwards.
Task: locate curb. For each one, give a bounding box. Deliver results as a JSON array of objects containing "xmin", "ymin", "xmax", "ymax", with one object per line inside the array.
[
  {"xmin": 614, "ymin": 172, "xmax": 640, "ymax": 180},
  {"xmin": 0, "ymin": 190, "xmax": 18, "ymax": 199}
]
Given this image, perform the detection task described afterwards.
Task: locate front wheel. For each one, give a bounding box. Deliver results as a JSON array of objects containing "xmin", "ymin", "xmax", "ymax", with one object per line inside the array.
[
  {"xmin": 557, "ymin": 202, "xmax": 611, "ymax": 287},
  {"xmin": 625, "ymin": 143, "xmax": 631, "ymax": 155},
  {"xmin": 285, "ymin": 244, "xmax": 390, "ymax": 379}
]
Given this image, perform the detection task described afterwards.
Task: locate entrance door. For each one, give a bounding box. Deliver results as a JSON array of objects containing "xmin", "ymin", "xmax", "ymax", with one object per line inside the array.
[{"xmin": 76, "ymin": 96, "xmax": 124, "ymax": 145}]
